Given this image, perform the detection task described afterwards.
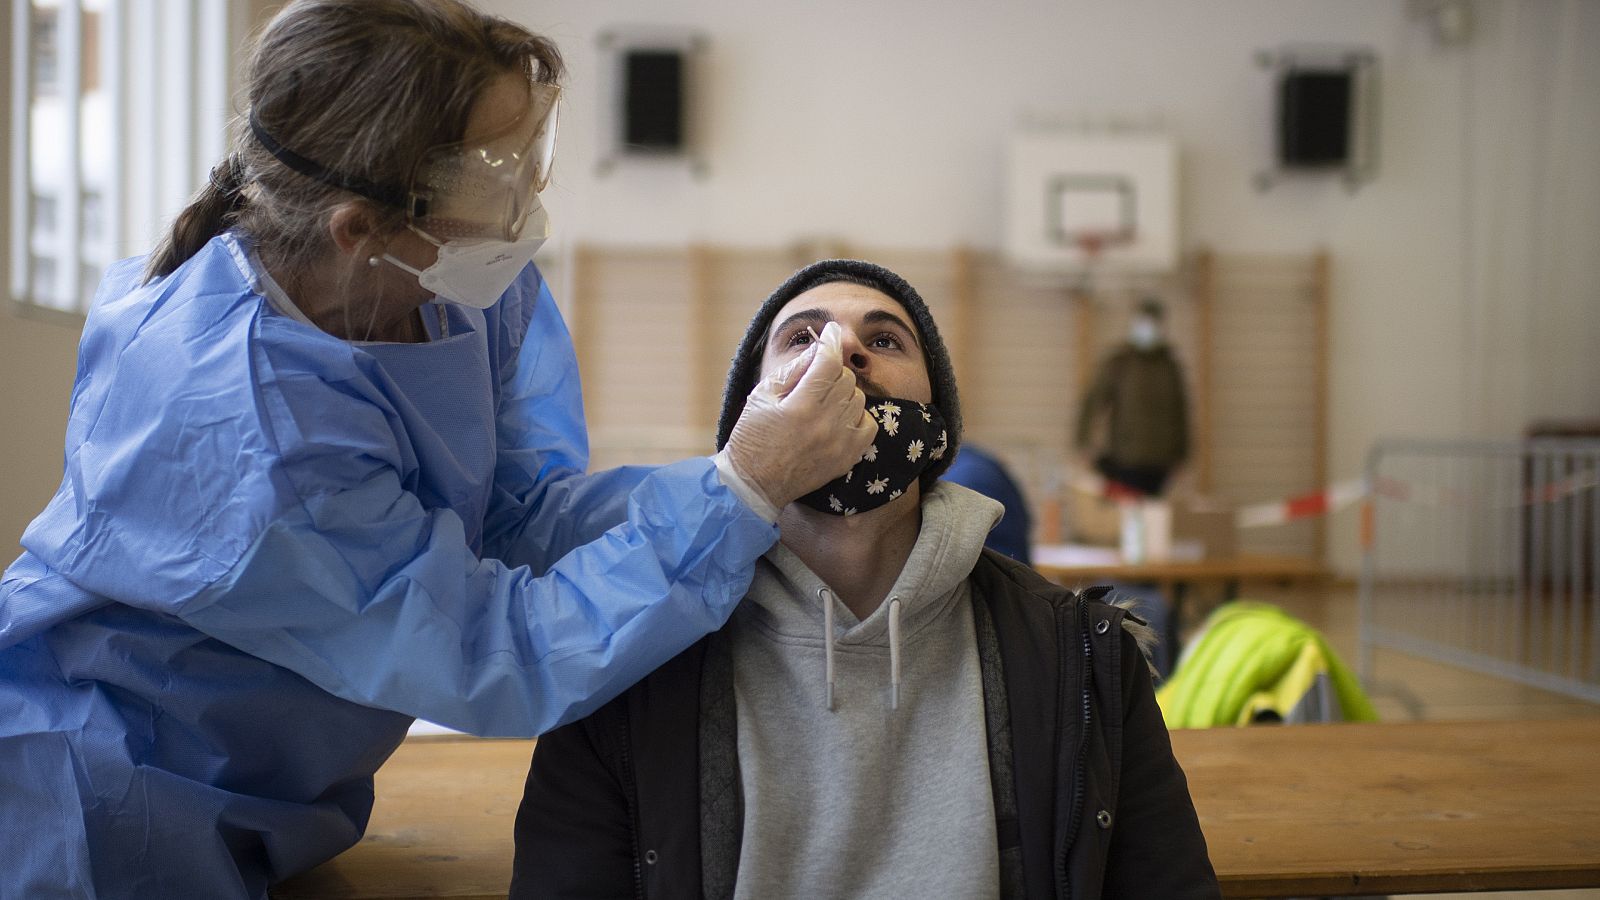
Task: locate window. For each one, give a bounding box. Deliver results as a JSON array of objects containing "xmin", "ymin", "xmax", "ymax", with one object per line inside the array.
[{"xmin": 8, "ymin": 1, "xmax": 235, "ymax": 315}]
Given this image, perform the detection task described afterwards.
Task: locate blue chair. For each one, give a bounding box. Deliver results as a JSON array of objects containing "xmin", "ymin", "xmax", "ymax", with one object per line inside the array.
[{"xmin": 941, "ymin": 444, "xmax": 1032, "ymax": 566}]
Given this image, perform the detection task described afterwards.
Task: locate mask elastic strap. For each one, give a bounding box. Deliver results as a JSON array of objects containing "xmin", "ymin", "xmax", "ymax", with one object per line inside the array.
[
  {"xmin": 374, "ymin": 226, "xmax": 445, "ymax": 278},
  {"xmin": 379, "ymin": 255, "xmax": 425, "ymax": 279}
]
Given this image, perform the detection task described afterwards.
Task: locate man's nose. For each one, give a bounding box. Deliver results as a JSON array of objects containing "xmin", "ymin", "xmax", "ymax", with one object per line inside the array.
[{"xmin": 839, "ymin": 331, "xmax": 869, "ymax": 372}]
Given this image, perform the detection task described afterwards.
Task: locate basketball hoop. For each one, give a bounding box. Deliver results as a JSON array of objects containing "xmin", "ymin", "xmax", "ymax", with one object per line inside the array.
[
  {"xmin": 1071, "ymin": 229, "xmax": 1124, "ymax": 296},
  {"xmin": 1075, "ymin": 230, "xmax": 1112, "ymax": 262}
]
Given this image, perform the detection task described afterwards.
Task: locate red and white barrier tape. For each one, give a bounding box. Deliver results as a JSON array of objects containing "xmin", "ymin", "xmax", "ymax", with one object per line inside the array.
[
  {"xmin": 1235, "ymin": 478, "xmax": 1367, "ymax": 528},
  {"xmin": 1066, "ymin": 465, "xmax": 1597, "ymax": 529},
  {"xmin": 1068, "ymin": 470, "xmax": 1368, "ymax": 528},
  {"xmin": 1373, "ymin": 470, "xmax": 1599, "ymax": 508}
]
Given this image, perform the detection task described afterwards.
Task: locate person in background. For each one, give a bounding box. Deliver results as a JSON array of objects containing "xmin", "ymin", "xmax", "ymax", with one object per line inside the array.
[
  {"xmin": 1075, "ymin": 296, "xmax": 1190, "ymax": 497},
  {"xmin": 0, "ymin": 3, "xmax": 873, "ymax": 897},
  {"xmin": 942, "ymin": 442, "xmax": 1034, "ymax": 565},
  {"xmin": 512, "ymin": 260, "xmax": 1218, "ymax": 899}
]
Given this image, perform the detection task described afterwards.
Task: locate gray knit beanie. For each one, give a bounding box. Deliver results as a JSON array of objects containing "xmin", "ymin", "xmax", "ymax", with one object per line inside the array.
[{"xmin": 714, "ymin": 259, "xmax": 962, "ymax": 488}]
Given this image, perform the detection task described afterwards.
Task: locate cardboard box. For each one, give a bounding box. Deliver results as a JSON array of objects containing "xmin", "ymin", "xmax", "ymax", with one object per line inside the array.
[
  {"xmin": 1172, "ymin": 500, "xmax": 1238, "ymax": 560},
  {"xmin": 1067, "ymin": 489, "xmax": 1123, "ymax": 547}
]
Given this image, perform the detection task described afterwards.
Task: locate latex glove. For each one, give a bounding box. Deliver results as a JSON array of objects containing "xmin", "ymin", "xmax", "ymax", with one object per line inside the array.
[{"xmin": 724, "ymin": 321, "xmax": 877, "ymax": 510}]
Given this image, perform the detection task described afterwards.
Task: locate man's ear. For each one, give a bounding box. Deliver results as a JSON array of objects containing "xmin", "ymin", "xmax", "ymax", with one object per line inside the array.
[{"xmin": 326, "ymin": 202, "xmax": 383, "ymax": 258}]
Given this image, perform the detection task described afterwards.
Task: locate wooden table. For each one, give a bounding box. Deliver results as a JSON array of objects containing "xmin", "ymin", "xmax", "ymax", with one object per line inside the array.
[
  {"xmin": 1032, "ymin": 549, "xmax": 1329, "ymax": 589},
  {"xmin": 271, "ymin": 737, "xmax": 535, "ymax": 900},
  {"xmin": 275, "ymin": 720, "xmax": 1600, "ymax": 898},
  {"xmin": 1032, "ymin": 548, "xmax": 1329, "ymax": 654},
  {"xmin": 1173, "ymin": 718, "xmax": 1600, "ymax": 897}
]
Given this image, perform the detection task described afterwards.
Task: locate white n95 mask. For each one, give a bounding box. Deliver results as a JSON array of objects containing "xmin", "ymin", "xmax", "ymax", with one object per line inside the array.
[{"xmin": 383, "ymin": 207, "xmax": 550, "ymax": 309}]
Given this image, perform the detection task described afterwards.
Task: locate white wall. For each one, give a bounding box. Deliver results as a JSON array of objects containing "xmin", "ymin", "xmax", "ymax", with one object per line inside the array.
[
  {"xmin": 2, "ymin": 1, "xmax": 1595, "ymax": 573},
  {"xmin": 490, "ymin": 0, "xmax": 1600, "ymax": 572}
]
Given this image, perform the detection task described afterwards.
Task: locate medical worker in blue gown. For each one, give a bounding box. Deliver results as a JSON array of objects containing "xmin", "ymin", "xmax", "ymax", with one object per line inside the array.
[{"xmin": 0, "ymin": 2, "xmax": 876, "ymax": 897}]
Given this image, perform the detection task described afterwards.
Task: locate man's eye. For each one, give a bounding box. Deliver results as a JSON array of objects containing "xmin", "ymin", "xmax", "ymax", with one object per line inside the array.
[
  {"xmin": 871, "ymin": 334, "xmax": 903, "ymax": 350},
  {"xmin": 786, "ymin": 330, "xmax": 815, "ymax": 348}
]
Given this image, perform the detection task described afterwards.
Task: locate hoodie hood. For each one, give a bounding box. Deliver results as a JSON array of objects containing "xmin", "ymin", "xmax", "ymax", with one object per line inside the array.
[{"xmin": 736, "ymin": 482, "xmax": 1003, "ymax": 708}]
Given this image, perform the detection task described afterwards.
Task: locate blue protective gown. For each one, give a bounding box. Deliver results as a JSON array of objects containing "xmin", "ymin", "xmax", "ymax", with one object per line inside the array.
[{"xmin": 0, "ymin": 232, "xmax": 778, "ymax": 899}]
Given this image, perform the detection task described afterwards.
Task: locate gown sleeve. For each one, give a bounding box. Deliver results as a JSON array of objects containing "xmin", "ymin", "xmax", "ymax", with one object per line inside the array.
[
  {"xmin": 477, "ymin": 274, "xmax": 664, "ymax": 572},
  {"xmin": 178, "ymin": 449, "xmax": 773, "ymax": 737},
  {"xmin": 172, "ymin": 273, "xmax": 779, "ymax": 738}
]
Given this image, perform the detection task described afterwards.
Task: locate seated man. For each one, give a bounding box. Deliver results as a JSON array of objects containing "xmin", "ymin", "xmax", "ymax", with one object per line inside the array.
[{"xmin": 510, "ymin": 260, "xmax": 1218, "ymax": 899}]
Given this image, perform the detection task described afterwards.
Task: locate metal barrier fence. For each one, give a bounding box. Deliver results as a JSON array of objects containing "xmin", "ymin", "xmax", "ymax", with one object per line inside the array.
[{"xmin": 1359, "ymin": 439, "xmax": 1600, "ymax": 704}]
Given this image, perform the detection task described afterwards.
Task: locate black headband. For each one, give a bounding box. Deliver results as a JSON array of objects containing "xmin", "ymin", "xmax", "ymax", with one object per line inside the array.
[{"xmin": 248, "ymin": 112, "xmax": 410, "ymax": 210}]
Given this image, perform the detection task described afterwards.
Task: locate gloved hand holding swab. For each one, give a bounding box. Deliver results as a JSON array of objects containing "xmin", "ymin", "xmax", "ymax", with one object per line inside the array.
[{"xmin": 723, "ymin": 320, "xmax": 875, "ymax": 509}]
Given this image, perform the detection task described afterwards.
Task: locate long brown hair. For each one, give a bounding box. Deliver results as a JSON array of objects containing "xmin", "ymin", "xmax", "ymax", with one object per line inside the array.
[{"xmin": 145, "ymin": 0, "xmax": 563, "ymax": 282}]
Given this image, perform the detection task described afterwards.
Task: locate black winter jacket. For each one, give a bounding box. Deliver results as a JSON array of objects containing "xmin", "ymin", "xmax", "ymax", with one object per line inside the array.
[{"xmin": 511, "ymin": 552, "xmax": 1218, "ymax": 899}]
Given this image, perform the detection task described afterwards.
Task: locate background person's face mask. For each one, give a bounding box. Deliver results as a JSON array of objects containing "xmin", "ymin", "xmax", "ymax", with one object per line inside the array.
[
  {"xmin": 796, "ymin": 395, "xmax": 948, "ymax": 516},
  {"xmin": 383, "ymin": 207, "xmax": 550, "ymax": 309},
  {"xmin": 1130, "ymin": 317, "xmax": 1161, "ymax": 348}
]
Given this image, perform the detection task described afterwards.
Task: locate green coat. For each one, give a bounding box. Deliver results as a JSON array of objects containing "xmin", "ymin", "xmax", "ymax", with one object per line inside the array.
[
  {"xmin": 1076, "ymin": 343, "xmax": 1190, "ymax": 469},
  {"xmin": 1157, "ymin": 602, "xmax": 1378, "ymax": 729}
]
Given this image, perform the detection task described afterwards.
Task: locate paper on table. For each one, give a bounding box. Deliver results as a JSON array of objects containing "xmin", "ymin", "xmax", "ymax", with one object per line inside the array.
[{"xmin": 1031, "ymin": 540, "xmax": 1205, "ymax": 568}]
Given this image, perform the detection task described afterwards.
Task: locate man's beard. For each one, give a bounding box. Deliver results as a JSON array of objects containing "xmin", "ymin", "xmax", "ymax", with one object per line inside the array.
[{"xmin": 855, "ymin": 375, "xmax": 889, "ymax": 396}]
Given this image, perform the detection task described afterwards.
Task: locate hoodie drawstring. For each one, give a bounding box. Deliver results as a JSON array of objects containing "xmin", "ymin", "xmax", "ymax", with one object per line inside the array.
[
  {"xmin": 819, "ymin": 587, "xmax": 836, "ymax": 711},
  {"xmin": 819, "ymin": 588, "xmax": 905, "ymax": 712},
  {"xmin": 888, "ymin": 596, "xmax": 903, "ymax": 711}
]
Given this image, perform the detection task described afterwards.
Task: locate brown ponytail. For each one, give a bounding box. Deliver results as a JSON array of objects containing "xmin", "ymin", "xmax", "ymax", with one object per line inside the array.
[{"xmin": 145, "ymin": 156, "xmax": 248, "ymax": 280}]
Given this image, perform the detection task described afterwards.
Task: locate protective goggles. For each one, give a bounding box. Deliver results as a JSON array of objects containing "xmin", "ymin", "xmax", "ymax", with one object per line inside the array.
[
  {"xmin": 249, "ymin": 80, "xmax": 560, "ymax": 243},
  {"xmin": 407, "ymin": 81, "xmax": 560, "ymax": 242}
]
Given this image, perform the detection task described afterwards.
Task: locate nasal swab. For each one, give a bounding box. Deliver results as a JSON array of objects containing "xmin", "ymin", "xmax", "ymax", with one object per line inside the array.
[{"xmin": 807, "ymin": 324, "xmax": 841, "ymax": 354}]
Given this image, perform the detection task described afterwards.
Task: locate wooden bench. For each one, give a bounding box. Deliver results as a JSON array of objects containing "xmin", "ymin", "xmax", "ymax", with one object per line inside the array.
[{"xmin": 274, "ymin": 719, "xmax": 1600, "ymax": 898}]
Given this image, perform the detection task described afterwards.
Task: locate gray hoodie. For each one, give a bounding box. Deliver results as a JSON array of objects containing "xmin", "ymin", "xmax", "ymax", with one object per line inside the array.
[{"xmin": 729, "ymin": 482, "xmax": 1005, "ymax": 899}]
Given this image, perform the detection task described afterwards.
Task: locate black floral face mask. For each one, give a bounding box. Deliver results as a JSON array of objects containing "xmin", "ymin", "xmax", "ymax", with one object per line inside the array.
[{"xmin": 796, "ymin": 395, "xmax": 949, "ymax": 516}]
